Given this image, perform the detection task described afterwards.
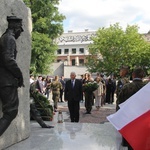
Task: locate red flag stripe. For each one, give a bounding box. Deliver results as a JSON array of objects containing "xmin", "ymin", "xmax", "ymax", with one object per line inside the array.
[{"xmin": 119, "ymin": 110, "xmax": 150, "ymax": 150}]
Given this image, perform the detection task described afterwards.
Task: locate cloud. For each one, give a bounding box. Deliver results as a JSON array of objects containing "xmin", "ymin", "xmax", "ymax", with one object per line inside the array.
[{"xmin": 58, "ymin": 0, "xmax": 150, "ymax": 33}]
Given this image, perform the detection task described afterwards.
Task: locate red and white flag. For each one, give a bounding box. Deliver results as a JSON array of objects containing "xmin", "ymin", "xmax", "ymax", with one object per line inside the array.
[{"xmin": 107, "ymin": 82, "xmax": 150, "ymax": 150}]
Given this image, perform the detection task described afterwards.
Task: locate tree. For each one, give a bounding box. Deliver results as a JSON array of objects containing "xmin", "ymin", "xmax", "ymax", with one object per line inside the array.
[
  {"xmin": 86, "ymin": 23, "xmax": 150, "ymax": 76},
  {"xmin": 23, "ymin": 0, "xmax": 65, "ymax": 75}
]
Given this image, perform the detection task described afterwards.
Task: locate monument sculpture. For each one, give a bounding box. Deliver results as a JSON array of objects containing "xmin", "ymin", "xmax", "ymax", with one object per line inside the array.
[{"xmin": 0, "ymin": 16, "xmax": 24, "ymax": 136}]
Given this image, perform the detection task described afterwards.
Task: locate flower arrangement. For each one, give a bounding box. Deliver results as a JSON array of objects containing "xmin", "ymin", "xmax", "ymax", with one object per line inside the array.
[{"xmin": 83, "ymin": 81, "xmax": 99, "ymax": 92}]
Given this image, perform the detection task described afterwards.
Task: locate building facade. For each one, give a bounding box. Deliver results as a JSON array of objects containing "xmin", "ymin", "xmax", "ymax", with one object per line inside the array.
[
  {"xmin": 56, "ymin": 29, "xmax": 96, "ymax": 66},
  {"xmin": 53, "ymin": 30, "xmax": 150, "ymax": 78}
]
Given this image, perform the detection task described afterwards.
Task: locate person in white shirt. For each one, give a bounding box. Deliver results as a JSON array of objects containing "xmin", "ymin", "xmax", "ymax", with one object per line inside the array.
[{"xmin": 30, "ymin": 75, "xmax": 34, "ymax": 84}]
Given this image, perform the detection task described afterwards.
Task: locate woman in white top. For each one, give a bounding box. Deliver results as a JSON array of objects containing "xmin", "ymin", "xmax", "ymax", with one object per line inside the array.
[{"xmin": 93, "ymin": 77, "xmax": 105, "ymax": 110}]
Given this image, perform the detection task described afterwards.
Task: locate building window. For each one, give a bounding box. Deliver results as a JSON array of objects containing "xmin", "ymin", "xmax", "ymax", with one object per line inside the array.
[
  {"xmin": 57, "ymin": 49, "xmax": 61, "ymax": 54},
  {"xmin": 72, "ymin": 59, "xmax": 75, "ymax": 66},
  {"xmin": 64, "ymin": 49, "xmax": 69, "ymax": 54},
  {"xmin": 79, "ymin": 59, "xmax": 84, "ymax": 66},
  {"xmin": 72, "ymin": 48, "xmax": 76, "ymax": 54},
  {"xmin": 79, "ymin": 48, "xmax": 84, "ymax": 54}
]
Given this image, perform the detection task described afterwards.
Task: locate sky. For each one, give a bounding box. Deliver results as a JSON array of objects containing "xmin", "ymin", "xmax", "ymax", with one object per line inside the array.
[{"xmin": 58, "ymin": 0, "xmax": 150, "ymax": 34}]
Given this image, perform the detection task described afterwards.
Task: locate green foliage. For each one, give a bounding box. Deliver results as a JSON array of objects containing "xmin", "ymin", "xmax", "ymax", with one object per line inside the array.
[
  {"xmin": 86, "ymin": 23, "xmax": 150, "ymax": 76},
  {"xmin": 30, "ymin": 32, "xmax": 57, "ymax": 74},
  {"xmin": 31, "ymin": 91, "xmax": 53, "ymax": 120},
  {"xmin": 23, "ymin": 0, "xmax": 65, "ymax": 75},
  {"xmin": 30, "ymin": 81, "xmax": 53, "ymax": 120}
]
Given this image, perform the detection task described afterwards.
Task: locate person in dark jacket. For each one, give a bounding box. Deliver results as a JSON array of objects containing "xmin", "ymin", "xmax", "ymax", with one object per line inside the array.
[
  {"xmin": 64, "ymin": 72, "xmax": 82, "ymax": 122},
  {"xmin": 105, "ymin": 78, "xmax": 113, "ymax": 104},
  {"xmin": 83, "ymin": 73, "xmax": 94, "ymax": 114},
  {"xmin": 0, "ymin": 16, "xmax": 24, "ymax": 136},
  {"xmin": 116, "ymin": 66, "xmax": 130, "ymax": 111},
  {"xmin": 117, "ymin": 68, "xmax": 146, "ymax": 150},
  {"xmin": 36, "ymin": 75, "xmax": 44, "ymax": 94}
]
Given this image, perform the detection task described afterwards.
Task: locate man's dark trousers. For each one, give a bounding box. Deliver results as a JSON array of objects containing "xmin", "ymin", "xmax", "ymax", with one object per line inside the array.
[
  {"xmin": 0, "ymin": 86, "xmax": 19, "ymax": 136},
  {"xmin": 68, "ymin": 98, "xmax": 80, "ymax": 122}
]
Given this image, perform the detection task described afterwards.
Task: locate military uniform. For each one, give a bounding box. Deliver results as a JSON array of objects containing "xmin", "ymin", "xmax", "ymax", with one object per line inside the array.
[
  {"xmin": 117, "ymin": 79, "xmax": 145, "ymax": 106},
  {"xmin": 116, "ymin": 77, "xmax": 129, "ymax": 97},
  {"xmin": 117, "ymin": 78, "xmax": 146, "ymax": 149},
  {"xmin": 51, "ymin": 80, "xmax": 62, "ymax": 111},
  {"xmin": 116, "ymin": 77, "xmax": 129, "ymax": 111}
]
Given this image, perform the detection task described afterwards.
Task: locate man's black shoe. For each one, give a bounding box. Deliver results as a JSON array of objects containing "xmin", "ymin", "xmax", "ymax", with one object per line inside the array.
[
  {"xmin": 42, "ymin": 124, "xmax": 54, "ymax": 128},
  {"xmin": 85, "ymin": 112, "xmax": 91, "ymax": 114}
]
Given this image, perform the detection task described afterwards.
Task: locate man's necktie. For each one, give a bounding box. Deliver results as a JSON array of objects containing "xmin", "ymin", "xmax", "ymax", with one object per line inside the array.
[{"xmin": 71, "ymin": 80, "xmax": 74, "ymax": 88}]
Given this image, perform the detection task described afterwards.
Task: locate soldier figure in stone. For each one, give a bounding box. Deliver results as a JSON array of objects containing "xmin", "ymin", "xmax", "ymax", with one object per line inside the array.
[
  {"xmin": 117, "ymin": 68, "xmax": 146, "ymax": 150},
  {"xmin": 116, "ymin": 66, "xmax": 130, "ymax": 111},
  {"xmin": 0, "ymin": 16, "xmax": 24, "ymax": 136}
]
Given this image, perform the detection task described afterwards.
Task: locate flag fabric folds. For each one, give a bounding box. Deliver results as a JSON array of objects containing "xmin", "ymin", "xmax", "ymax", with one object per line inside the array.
[{"xmin": 107, "ymin": 82, "xmax": 150, "ymax": 150}]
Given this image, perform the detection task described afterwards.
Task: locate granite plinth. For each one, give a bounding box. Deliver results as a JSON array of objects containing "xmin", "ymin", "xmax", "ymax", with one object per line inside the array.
[{"xmin": 5, "ymin": 121, "xmax": 127, "ymax": 150}]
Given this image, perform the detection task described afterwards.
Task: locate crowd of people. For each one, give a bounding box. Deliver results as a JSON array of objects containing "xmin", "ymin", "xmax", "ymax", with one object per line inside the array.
[
  {"xmin": 29, "ymin": 71, "xmax": 119, "ymax": 117},
  {"xmin": 1, "ymin": 15, "xmax": 148, "ymax": 149},
  {"xmin": 30, "ymin": 66, "xmax": 149, "ymax": 149},
  {"xmin": 30, "ymin": 67, "xmax": 149, "ymax": 115}
]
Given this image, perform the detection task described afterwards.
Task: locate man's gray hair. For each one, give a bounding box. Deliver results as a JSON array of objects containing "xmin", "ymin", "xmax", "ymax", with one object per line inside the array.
[{"xmin": 70, "ymin": 72, "xmax": 76, "ymax": 76}]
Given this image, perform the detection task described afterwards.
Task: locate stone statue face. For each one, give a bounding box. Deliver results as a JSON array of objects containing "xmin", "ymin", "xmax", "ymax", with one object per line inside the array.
[
  {"xmin": 7, "ymin": 16, "xmax": 23, "ymax": 39},
  {"xmin": 14, "ymin": 27, "xmax": 23, "ymax": 39}
]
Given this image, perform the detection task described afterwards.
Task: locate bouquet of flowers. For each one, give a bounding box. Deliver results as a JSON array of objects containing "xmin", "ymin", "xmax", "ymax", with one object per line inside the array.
[{"xmin": 82, "ymin": 82, "xmax": 99, "ymax": 93}]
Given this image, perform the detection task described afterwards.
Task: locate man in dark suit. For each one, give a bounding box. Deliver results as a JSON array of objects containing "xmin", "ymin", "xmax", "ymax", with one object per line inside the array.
[{"xmin": 64, "ymin": 72, "xmax": 82, "ymax": 122}]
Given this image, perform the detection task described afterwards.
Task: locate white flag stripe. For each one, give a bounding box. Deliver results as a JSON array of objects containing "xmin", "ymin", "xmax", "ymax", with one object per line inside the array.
[{"xmin": 107, "ymin": 82, "xmax": 150, "ymax": 130}]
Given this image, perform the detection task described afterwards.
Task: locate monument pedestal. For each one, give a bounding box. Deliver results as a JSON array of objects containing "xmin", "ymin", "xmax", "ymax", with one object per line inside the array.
[{"xmin": 5, "ymin": 121, "xmax": 127, "ymax": 150}]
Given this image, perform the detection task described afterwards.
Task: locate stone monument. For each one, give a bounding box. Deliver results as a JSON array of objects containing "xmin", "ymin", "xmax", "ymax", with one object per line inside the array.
[{"xmin": 0, "ymin": 0, "xmax": 32, "ymax": 149}]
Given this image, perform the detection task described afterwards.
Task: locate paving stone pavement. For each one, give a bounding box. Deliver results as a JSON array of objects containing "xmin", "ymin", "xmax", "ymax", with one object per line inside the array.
[{"xmin": 56, "ymin": 101, "xmax": 116, "ymax": 124}]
